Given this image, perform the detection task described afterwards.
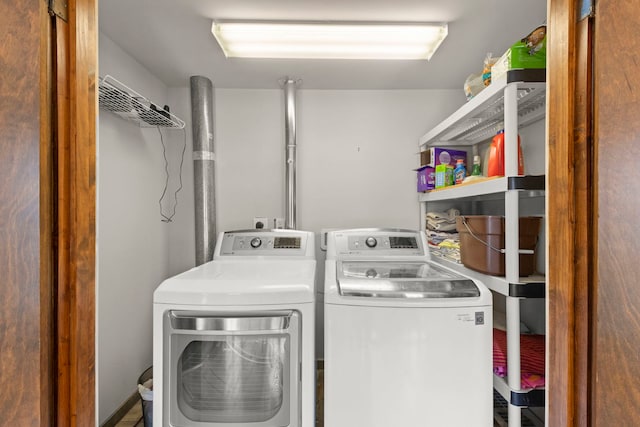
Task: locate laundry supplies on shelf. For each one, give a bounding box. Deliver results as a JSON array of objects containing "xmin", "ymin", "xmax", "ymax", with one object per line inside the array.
[
  {"xmin": 454, "ymin": 159, "xmax": 467, "ymax": 184},
  {"xmin": 488, "ymin": 130, "xmax": 525, "ymax": 177}
]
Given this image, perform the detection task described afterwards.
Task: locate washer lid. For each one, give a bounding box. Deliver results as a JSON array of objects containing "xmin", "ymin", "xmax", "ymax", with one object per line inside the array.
[{"xmin": 337, "ymin": 261, "xmax": 479, "ymax": 299}]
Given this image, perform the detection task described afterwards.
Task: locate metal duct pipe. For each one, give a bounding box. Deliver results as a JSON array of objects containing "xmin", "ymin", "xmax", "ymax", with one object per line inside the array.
[
  {"xmin": 283, "ymin": 78, "xmax": 298, "ymax": 230},
  {"xmin": 190, "ymin": 76, "xmax": 216, "ymax": 266}
]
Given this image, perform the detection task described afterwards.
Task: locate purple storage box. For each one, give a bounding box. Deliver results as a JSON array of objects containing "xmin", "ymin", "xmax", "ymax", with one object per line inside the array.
[
  {"xmin": 428, "ymin": 147, "xmax": 468, "ymax": 168},
  {"xmin": 416, "ymin": 166, "xmax": 435, "ymax": 192}
]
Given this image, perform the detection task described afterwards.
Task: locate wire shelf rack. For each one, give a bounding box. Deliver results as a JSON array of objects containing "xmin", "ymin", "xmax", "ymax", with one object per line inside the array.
[{"xmin": 98, "ymin": 75, "xmax": 185, "ymax": 129}]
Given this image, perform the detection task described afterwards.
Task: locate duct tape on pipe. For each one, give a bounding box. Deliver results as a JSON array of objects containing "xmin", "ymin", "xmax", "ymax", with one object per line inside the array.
[{"xmin": 193, "ymin": 151, "xmax": 216, "ymax": 161}]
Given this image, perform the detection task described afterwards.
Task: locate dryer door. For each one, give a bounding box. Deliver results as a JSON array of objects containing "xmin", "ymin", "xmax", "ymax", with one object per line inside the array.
[{"xmin": 164, "ymin": 310, "xmax": 300, "ymax": 426}]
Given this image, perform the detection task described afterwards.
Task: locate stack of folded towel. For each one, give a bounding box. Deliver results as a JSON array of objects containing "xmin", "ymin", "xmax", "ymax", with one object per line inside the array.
[{"xmin": 426, "ymin": 208, "xmax": 460, "ymax": 231}]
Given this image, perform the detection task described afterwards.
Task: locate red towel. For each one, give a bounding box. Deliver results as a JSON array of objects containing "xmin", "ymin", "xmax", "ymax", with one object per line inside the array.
[{"xmin": 493, "ymin": 328, "xmax": 545, "ymax": 389}]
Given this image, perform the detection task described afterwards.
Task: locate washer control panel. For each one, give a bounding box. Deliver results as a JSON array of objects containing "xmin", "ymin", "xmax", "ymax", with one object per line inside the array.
[
  {"xmin": 218, "ymin": 230, "xmax": 312, "ymax": 257},
  {"xmin": 331, "ymin": 229, "xmax": 426, "ymax": 257}
]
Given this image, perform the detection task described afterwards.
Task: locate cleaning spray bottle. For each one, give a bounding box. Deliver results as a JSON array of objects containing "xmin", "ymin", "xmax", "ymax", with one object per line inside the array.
[{"xmin": 454, "ymin": 159, "xmax": 466, "ymax": 184}]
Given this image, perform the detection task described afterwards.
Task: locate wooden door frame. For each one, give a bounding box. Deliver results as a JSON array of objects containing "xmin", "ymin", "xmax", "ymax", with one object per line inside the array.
[
  {"xmin": 53, "ymin": 0, "xmax": 97, "ymax": 425},
  {"xmin": 54, "ymin": 0, "xmax": 590, "ymax": 425},
  {"xmin": 546, "ymin": 0, "xmax": 592, "ymax": 425}
]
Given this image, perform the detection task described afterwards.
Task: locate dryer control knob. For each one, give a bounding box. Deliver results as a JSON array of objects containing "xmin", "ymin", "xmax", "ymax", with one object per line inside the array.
[
  {"xmin": 250, "ymin": 237, "xmax": 262, "ymax": 248},
  {"xmin": 365, "ymin": 237, "xmax": 377, "ymax": 248}
]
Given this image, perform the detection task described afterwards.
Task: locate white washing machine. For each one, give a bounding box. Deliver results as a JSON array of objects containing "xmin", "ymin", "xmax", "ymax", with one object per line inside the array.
[
  {"xmin": 153, "ymin": 230, "xmax": 316, "ymax": 427},
  {"xmin": 324, "ymin": 228, "xmax": 492, "ymax": 427}
]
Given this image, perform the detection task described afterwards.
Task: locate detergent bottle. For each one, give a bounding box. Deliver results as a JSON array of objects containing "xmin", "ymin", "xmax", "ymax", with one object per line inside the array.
[
  {"xmin": 487, "ymin": 130, "xmax": 525, "ymax": 177},
  {"xmin": 454, "ymin": 159, "xmax": 466, "ymax": 184},
  {"xmin": 471, "ymin": 155, "xmax": 482, "ymax": 176}
]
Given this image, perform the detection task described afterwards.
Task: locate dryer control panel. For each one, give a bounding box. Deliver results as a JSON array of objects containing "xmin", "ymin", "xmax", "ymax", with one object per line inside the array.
[{"xmin": 216, "ymin": 230, "xmax": 314, "ymax": 257}]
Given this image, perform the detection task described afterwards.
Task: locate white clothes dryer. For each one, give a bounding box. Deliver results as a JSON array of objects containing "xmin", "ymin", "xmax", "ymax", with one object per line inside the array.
[
  {"xmin": 324, "ymin": 228, "xmax": 492, "ymax": 427},
  {"xmin": 153, "ymin": 230, "xmax": 316, "ymax": 427}
]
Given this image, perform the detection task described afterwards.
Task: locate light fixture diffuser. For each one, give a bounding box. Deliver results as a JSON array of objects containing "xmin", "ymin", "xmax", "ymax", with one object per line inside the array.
[{"xmin": 211, "ymin": 21, "xmax": 448, "ymax": 60}]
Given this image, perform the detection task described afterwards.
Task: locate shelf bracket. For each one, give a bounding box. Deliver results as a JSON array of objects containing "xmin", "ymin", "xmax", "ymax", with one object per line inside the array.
[
  {"xmin": 507, "ymin": 175, "xmax": 546, "ymax": 191},
  {"xmin": 510, "ymin": 388, "xmax": 546, "ymax": 407},
  {"xmin": 508, "ymin": 282, "xmax": 545, "ymax": 298}
]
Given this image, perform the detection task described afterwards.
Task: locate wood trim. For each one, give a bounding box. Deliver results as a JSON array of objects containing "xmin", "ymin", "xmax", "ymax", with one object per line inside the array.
[
  {"xmin": 41, "ymin": 0, "xmax": 56, "ymax": 424},
  {"xmin": 572, "ymin": 16, "xmax": 593, "ymax": 427},
  {"xmin": 546, "ymin": 0, "xmax": 579, "ymax": 425},
  {"xmin": 54, "ymin": 0, "xmax": 97, "ymax": 425},
  {"xmin": 54, "ymin": 12, "xmax": 72, "ymax": 426},
  {"xmin": 69, "ymin": 0, "xmax": 97, "ymax": 422},
  {"xmin": 70, "ymin": 0, "xmax": 97, "ymax": 422}
]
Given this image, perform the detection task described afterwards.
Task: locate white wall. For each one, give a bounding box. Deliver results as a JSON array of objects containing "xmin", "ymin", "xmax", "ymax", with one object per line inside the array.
[
  {"xmin": 97, "ymin": 34, "xmax": 193, "ymax": 424},
  {"xmin": 213, "ymin": 88, "xmax": 464, "ymax": 233},
  {"xmin": 168, "ymin": 86, "xmax": 464, "ymax": 269},
  {"xmin": 165, "ymin": 86, "xmax": 196, "ymax": 275}
]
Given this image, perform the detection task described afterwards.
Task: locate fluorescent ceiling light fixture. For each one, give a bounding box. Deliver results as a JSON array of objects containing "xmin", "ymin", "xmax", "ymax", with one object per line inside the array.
[{"xmin": 211, "ymin": 21, "xmax": 448, "ymax": 60}]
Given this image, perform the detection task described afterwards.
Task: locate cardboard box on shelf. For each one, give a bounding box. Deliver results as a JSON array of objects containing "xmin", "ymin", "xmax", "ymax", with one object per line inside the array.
[
  {"xmin": 435, "ymin": 164, "xmax": 454, "ymax": 189},
  {"xmin": 416, "ymin": 166, "xmax": 435, "ymax": 192},
  {"xmin": 420, "ymin": 150, "xmax": 430, "ymax": 166},
  {"xmin": 427, "ymin": 147, "xmax": 467, "ymax": 168}
]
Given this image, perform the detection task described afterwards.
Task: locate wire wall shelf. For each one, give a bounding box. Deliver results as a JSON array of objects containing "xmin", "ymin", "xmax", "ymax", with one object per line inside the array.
[{"xmin": 98, "ymin": 75, "xmax": 185, "ymax": 129}]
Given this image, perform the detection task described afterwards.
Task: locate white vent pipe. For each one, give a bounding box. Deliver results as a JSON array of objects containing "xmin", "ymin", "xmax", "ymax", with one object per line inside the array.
[{"xmin": 283, "ymin": 78, "xmax": 298, "ymax": 230}]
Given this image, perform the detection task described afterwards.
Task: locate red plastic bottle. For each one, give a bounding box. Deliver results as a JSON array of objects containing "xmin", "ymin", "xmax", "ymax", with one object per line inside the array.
[{"xmin": 488, "ymin": 130, "xmax": 525, "ymax": 177}]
